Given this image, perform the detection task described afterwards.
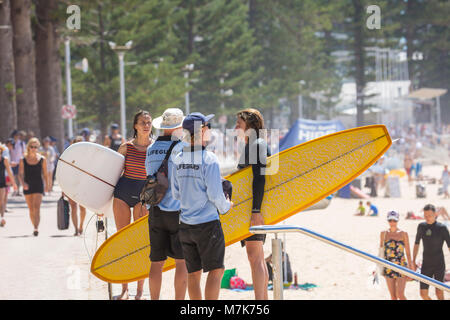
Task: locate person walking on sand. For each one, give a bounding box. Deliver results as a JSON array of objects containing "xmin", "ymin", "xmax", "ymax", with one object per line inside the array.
[
  {"xmin": 441, "ymin": 165, "xmax": 449, "ymax": 199},
  {"xmin": 113, "ymin": 110, "xmax": 153, "ymax": 300},
  {"xmin": 0, "ymin": 143, "xmax": 18, "ymax": 227},
  {"xmin": 145, "ymin": 108, "xmax": 187, "ymax": 300},
  {"xmin": 171, "ymin": 112, "xmax": 233, "ymax": 300},
  {"xmin": 18, "ymin": 138, "xmax": 48, "ymax": 236},
  {"xmin": 413, "ymin": 204, "xmax": 450, "ymax": 300},
  {"xmin": 380, "ymin": 211, "xmax": 413, "ymax": 300},
  {"xmin": 235, "ymin": 108, "xmax": 271, "ymax": 300}
]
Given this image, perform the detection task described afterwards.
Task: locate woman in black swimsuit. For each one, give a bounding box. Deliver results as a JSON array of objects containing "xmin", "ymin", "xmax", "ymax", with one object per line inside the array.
[
  {"xmin": 19, "ymin": 138, "xmax": 48, "ymax": 236},
  {"xmin": 235, "ymin": 108, "xmax": 270, "ymax": 300}
]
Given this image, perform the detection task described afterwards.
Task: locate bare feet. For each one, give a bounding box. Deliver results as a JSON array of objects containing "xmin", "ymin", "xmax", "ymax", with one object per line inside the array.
[
  {"xmin": 135, "ymin": 290, "xmax": 146, "ymax": 300},
  {"xmin": 116, "ymin": 289, "xmax": 129, "ymax": 300}
]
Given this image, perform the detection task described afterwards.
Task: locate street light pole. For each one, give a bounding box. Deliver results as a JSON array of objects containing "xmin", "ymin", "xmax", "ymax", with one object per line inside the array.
[
  {"xmin": 118, "ymin": 51, "xmax": 126, "ymax": 138},
  {"xmin": 183, "ymin": 64, "xmax": 194, "ymax": 115},
  {"xmin": 109, "ymin": 41, "xmax": 132, "ymax": 139},
  {"xmin": 64, "ymin": 38, "xmax": 73, "ymax": 139}
]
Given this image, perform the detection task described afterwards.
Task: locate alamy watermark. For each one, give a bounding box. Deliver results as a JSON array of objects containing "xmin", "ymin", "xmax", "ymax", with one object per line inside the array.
[
  {"xmin": 66, "ymin": 5, "xmax": 81, "ymax": 31},
  {"xmin": 366, "ymin": 5, "xmax": 381, "ymax": 30}
]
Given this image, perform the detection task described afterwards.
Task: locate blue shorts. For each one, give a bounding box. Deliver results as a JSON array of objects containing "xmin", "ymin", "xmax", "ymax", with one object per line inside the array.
[{"xmin": 113, "ymin": 176, "xmax": 146, "ymax": 208}]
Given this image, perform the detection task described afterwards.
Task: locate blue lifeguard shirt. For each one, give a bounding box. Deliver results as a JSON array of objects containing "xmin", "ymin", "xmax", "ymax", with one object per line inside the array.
[
  {"xmin": 171, "ymin": 146, "xmax": 231, "ymax": 225},
  {"xmin": 145, "ymin": 136, "xmax": 184, "ymax": 212}
]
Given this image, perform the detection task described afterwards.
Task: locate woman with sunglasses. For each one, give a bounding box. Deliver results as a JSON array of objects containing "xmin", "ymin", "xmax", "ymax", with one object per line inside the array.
[
  {"xmin": 113, "ymin": 110, "xmax": 153, "ymax": 300},
  {"xmin": 380, "ymin": 210, "xmax": 413, "ymax": 300},
  {"xmin": 19, "ymin": 138, "xmax": 48, "ymax": 236}
]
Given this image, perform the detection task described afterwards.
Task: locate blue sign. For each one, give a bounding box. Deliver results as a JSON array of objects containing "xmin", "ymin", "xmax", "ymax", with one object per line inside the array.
[{"xmin": 279, "ymin": 119, "xmax": 345, "ymax": 151}]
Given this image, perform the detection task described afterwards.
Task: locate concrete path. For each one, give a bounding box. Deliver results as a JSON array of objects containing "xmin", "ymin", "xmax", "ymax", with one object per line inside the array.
[{"xmin": 0, "ymin": 185, "xmax": 110, "ymax": 300}]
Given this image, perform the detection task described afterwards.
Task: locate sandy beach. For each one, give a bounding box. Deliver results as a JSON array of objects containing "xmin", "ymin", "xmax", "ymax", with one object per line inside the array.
[{"xmin": 1, "ymin": 164, "xmax": 448, "ymax": 300}]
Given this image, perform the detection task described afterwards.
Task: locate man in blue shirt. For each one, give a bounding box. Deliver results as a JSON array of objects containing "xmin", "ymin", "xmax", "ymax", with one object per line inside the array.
[
  {"xmin": 145, "ymin": 108, "xmax": 187, "ymax": 300},
  {"xmin": 171, "ymin": 112, "xmax": 233, "ymax": 300}
]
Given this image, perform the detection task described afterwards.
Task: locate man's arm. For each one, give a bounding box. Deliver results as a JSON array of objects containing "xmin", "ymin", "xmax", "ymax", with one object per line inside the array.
[{"xmin": 412, "ymin": 224, "xmax": 423, "ymax": 270}]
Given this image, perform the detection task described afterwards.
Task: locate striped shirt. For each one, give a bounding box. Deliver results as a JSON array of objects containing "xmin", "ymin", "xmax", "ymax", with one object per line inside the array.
[{"xmin": 123, "ymin": 142, "xmax": 147, "ymax": 180}]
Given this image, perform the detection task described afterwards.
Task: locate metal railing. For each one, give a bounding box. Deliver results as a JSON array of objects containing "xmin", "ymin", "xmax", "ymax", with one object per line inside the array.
[{"xmin": 250, "ymin": 225, "xmax": 450, "ymax": 299}]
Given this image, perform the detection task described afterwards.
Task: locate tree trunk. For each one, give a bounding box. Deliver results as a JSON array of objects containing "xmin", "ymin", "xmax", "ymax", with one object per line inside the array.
[
  {"xmin": 11, "ymin": 0, "xmax": 40, "ymax": 137},
  {"xmin": 352, "ymin": 0, "xmax": 366, "ymax": 127},
  {"xmin": 0, "ymin": 0, "xmax": 17, "ymax": 141},
  {"xmin": 34, "ymin": 0, "xmax": 64, "ymax": 150}
]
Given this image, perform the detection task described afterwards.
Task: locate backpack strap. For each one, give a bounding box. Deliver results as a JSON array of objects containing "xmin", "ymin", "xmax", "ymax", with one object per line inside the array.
[{"xmin": 163, "ymin": 140, "xmax": 180, "ymax": 163}]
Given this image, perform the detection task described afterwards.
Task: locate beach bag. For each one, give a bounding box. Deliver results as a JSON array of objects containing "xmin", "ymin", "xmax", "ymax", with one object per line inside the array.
[
  {"xmin": 57, "ymin": 196, "xmax": 70, "ymax": 230},
  {"xmin": 221, "ymin": 268, "xmax": 236, "ymax": 289},
  {"xmin": 140, "ymin": 141, "xmax": 179, "ymax": 206},
  {"xmin": 230, "ymin": 276, "xmax": 247, "ymax": 289}
]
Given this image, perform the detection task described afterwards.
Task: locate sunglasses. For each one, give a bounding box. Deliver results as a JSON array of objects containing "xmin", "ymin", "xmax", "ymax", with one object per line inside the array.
[
  {"xmin": 30, "ymin": 146, "xmax": 39, "ymax": 149},
  {"xmin": 202, "ymin": 123, "xmax": 211, "ymax": 129}
]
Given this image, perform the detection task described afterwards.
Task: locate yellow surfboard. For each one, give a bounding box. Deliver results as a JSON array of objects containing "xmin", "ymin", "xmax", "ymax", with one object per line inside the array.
[{"xmin": 91, "ymin": 125, "xmax": 391, "ymax": 283}]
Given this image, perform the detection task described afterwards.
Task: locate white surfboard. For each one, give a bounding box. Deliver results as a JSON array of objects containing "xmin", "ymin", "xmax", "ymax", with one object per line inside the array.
[{"xmin": 55, "ymin": 142, "xmax": 124, "ymax": 216}]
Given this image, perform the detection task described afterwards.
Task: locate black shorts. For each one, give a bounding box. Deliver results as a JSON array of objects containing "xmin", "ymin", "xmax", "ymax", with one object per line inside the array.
[
  {"xmin": 179, "ymin": 219, "xmax": 225, "ymax": 274},
  {"xmin": 113, "ymin": 176, "xmax": 146, "ymax": 207},
  {"xmin": 148, "ymin": 206, "xmax": 184, "ymax": 261},
  {"xmin": 420, "ymin": 263, "xmax": 445, "ymax": 290},
  {"xmin": 240, "ymin": 233, "xmax": 266, "ymax": 247}
]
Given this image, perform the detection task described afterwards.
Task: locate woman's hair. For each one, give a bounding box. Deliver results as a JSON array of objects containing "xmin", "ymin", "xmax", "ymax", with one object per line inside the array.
[
  {"xmin": 25, "ymin": 137, "xmax": 41, "ymax": 157},
  {"xmin": 236, "ymin": 108, "xmax": 265, "ymax": 131},
  {"xmin": 133, "ymin": 110, "xmax": 152, "ymax": 138}
]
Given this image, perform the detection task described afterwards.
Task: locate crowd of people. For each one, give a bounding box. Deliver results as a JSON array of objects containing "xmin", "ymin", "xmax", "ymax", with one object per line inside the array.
[{"xmin": 1, "ymin": 115, "xmax": 449, "ymax": 301}]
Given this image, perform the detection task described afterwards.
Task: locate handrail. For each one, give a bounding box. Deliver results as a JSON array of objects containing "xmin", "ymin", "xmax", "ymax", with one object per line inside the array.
[{"xmin": 250, "ymin": 225, "xmax": 450, "ymax": 293}]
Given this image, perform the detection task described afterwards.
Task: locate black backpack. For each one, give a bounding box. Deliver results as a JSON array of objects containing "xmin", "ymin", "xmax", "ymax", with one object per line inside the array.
[{"xmin": 140, "ymin": 141, "xmax": 179, "ymax": 206}]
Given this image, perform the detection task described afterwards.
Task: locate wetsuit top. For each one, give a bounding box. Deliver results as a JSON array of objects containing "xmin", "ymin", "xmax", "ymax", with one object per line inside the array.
[
  {"xmin": 237, "ymin": 137, "xmax": 271, "ymax": 212},
  {"xmin": 414, "ymin": 221, "xmax": 450, "ymax": 266},
  {"xmin": 109, "ymin": 135, "xmax": 123, "ymax": 152}
]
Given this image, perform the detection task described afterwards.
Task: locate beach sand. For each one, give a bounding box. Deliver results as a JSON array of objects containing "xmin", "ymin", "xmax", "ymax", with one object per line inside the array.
[{"xmin": 1, "ymin": 165, "xmax": 448, "ymax": 300}]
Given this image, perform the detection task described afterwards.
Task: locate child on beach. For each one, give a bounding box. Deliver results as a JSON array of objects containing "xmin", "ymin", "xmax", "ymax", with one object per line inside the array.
[
  {"xmin": 171, "ymin": 112, "xmax": 233, "ymax": 300},
  {"xmin": 367, "ymin": 201, "xmax": 378, "ymax": 217},
  {"xmin": 355, "ymin": 201, "xmax": 365, "ymax": 216}
]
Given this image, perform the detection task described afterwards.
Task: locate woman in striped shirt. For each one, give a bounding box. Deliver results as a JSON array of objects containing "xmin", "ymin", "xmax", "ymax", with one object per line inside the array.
[{"xmin": 113, "ymin": 110, "xmax": 153, "ymax": 300}]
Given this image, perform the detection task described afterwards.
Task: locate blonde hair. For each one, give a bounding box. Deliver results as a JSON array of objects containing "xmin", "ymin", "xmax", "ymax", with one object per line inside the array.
[
  {"xmin": 72, "ymin": 136, "xmax": 84, "ymax": 144},
  {"xmin": 25, "ymin": 137, "xmax": 41, "ymax": 157}
]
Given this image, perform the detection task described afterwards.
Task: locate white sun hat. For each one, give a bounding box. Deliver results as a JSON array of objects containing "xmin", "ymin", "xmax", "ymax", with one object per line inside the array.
[{"xmin": 152, "ymin": 108, "xmax": 185, "ymax": 130}]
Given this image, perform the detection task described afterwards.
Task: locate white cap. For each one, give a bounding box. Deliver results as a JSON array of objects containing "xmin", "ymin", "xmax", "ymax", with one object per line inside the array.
[
  {"xmin": 152, "ymin": 108, "xmax": 185, "ymax": 130},
  {"xmin": 387, "ymin": 210, "xmax": 399, "ymax": 221}
]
